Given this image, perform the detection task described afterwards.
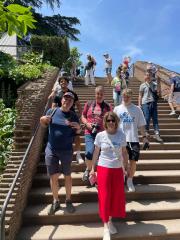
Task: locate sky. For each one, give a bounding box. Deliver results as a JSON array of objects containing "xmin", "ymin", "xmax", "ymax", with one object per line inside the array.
[{"xmin": 40, "ymin": 0, "xmax": 180, "ymax": 76}]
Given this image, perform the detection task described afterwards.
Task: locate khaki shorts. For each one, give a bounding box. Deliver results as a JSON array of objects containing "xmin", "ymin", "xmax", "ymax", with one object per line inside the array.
[{"xmin": 168, "ymin": 92, "xmax": 180, "ymax": 105}]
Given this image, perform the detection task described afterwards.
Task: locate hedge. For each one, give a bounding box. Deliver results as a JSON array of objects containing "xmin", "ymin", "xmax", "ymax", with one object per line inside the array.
[{"xmin": 30, "ymin": 35, "xmax": 70, "ymax": 68}]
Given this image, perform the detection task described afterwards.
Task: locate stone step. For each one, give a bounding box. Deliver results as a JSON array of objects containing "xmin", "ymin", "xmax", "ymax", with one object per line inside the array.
[
  {"xmin": 22, "ymin": 199, "xmax": 180, "ymax": 226},
  {"xmin": 36, "ymin": 159, "xmax": 180, "ymax": 174},
  {"xmin": 72, "ymin": 142, "xmax": 180, "ymax": 150},
  {"xmin": 39, "ymin": 149, "xmax": 180, "ymax": 161},
  {"xmin": 32, "ymin": 170, "xmax": 180, "ymax": 188},
  {"xmin": 14, "ymin": 130, "xmax": 32, "ymax": 137},
  {"xmin": 29, "ymin": 183, "xmax": 180, "ymax": 204},
  {"xmin": 16, "ymin": 218, "xmax": 180, "ymax": 240}
]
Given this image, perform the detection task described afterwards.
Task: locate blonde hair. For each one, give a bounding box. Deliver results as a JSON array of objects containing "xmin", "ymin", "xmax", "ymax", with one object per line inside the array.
[
  {"xmin": 103, "ymin": 112, "xmax": 120, "ymax": 130},
  {"xmin": 95, "ymin": 85, "xmax": 104, "ymax": 93},
  {"xmin": 122, "ymin": 88, "xmax": 133, "ymax": 97}
]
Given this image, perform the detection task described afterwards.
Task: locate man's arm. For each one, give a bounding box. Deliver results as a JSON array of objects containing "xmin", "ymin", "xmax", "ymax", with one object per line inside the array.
[
  {"xmin": 139, "ymin": 125, "xmax": 149, "ymax": 146},
  {"xmin": 40, "ymin": 116, "xmax": 51, "ymax": 128},
  {"xmin": 122, "ymin": 146, "xmax": 129, "ymax": 172},
  {"xmin": 138, "ymin": 91, "xmax": 143, "ymax": 107}
]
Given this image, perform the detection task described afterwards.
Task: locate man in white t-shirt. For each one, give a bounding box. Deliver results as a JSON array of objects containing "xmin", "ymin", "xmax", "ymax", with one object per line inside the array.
[{"xmin": 114, "ymin": 88, "xmax": 149, "ymax": 192}]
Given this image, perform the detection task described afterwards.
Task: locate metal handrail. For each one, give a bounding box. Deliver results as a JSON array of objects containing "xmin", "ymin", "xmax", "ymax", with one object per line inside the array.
[{"xmin": 0, "ymin": 99, "xmax": 51, "ymax": 240}]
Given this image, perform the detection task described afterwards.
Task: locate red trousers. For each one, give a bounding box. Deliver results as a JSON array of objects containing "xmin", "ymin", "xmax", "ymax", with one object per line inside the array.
[{"xmin": 97, "ymin": 166, "xmax": 126, "ymax": 223}]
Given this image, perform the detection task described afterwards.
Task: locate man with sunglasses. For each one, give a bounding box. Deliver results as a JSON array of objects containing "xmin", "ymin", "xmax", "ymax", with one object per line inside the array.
[
  {"xmin": 114, "ymin": 88, "xmax": 149, "ymax": 192},
  {"xmin": 40, "ymin": 92, "xmax": 81, "ymax": 215}
]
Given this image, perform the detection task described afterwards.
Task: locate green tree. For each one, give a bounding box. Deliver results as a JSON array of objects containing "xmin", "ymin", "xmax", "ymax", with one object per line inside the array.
[
  {"xmin": 0, "ymin": 0, "xmax": 36, "ymax": 37},
  {"xmin": 11, "ymin": 0, "xmax": 81, "ymax": 41},
  {"xmin": 11, "ymin": 0, "xmax": 61, "ymax": 9},
  {"xmin": 32, "ymin": 13, "xmax": 80, "ymax": 41},
  {"xmin": 63, "ymin": 47, "xmax": 82, "ymax": 74}
]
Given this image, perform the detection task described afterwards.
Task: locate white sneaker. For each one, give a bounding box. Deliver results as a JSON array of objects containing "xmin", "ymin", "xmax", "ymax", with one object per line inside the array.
[
  {"xmin": 108, "ymin": 221, "xmax": 117, "ymax": 234},
  {"xmin": 76, "ymin": 153, "xmax": 84, "ymax": 164},
  {"xmin": 103, "ymin": 228, "xmax": 111, "ymax": 240},
  {"xmin": 169, "ymin": 111, "xmax": 176, "ymax": 116},
  {"xmin": 178, "ymin": 115, "xmax": 180, "ymax": 120},
  {"xmin": 127, "ymin": 178, "xmax": 135, "ymax": 192}
]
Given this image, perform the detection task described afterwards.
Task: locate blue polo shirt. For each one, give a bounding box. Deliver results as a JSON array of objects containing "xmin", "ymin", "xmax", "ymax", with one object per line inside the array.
[{"xmin": 46, "ymin": 108, "xmax": 79, "ymax": 151}]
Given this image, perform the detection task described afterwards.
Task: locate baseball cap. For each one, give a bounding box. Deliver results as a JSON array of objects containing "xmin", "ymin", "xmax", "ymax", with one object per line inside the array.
[{"xmin": 63, "ymin": 92, "xmax": 74, "ymax": 99}]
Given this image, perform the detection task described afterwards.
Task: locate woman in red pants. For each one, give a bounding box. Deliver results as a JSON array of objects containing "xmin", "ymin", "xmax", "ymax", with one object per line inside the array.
[{"xmin": 90, "ymin": 112, "xmax": 128, "ymax": 240}]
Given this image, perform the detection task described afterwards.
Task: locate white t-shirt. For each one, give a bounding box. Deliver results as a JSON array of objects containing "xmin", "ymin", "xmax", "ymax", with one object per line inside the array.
[
  {"xmin": 94, "ymin": 129, "xmax": 126, "ymax": 168},
  {"xmin": 53, "ymin": 80, "xmax": 73, "ymax": 93},
  {"xmin": 104, "ymin": 57, "xmax": 112, "ymax": 68},
  {"xmin": 114, "ymin": 103, "xmax": 146, "ymax": 142}
]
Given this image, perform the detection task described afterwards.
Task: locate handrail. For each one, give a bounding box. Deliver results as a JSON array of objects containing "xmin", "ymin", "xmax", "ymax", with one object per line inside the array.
[{"xmin": 0, "ymin": 98, "xmax": 51, "ymax": 240}]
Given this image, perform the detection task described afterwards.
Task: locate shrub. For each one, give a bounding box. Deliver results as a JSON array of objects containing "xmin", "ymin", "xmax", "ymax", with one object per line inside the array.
[
  {"xmin": 0, "ymin": 51, "xmax": 17, "ymax": 79},
  {"xmin": 9, "ymin": 64, "xmax": 43, "ymax": 84},
  {"xmin": 30, "ymin": 35, "xmax": 70, "ymax": 68},
  {"xmin": 0, "ymin": 99, "xmax": 17, "ymax": 171}
]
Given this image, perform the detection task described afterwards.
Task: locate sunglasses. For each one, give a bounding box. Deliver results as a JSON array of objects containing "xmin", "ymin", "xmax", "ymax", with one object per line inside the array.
[{"xmin": 107, "ymin": 119, "xmax": 115, "ymax": 123}]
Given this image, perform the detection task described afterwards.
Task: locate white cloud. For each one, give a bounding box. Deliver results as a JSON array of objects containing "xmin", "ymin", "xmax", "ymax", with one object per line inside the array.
[{"xmin": 122, "ymin": 45, "xmax": 143, "ymax": 58}]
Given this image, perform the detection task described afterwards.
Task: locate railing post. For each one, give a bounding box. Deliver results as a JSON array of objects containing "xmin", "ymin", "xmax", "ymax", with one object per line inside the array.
[{"xmin": 0, "ymin": 208, "xmax": 6, "ymax": 240}]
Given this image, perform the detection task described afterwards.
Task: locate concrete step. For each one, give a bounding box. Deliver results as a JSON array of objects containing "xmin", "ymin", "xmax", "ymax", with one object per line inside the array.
[
  {"xmin": 14, "ymin": 130, "xmax": 32, "ymax": 137},
  {"xmin": 32, "ymin": 170, "xmax": 180, "ymax": 188},
  {"xmin": 36, "ymin": 159, "xmax": 180, "ymax": 174},
  {"xmin": 72, "ymin": 142, "xmax": 180, "ymax": 150},
  {"xmin": 39, "ymin": 149, "xmax": 180, "ymax": 161},
  {"xmin": 28, "ymin": 183, "xmax": 180, "ymax": 204},
  {"xmin": 22, "ymin": 199, "xmax": 180, "ymax": 226},
  {"xmin": 17, "ymin": 219, "xmax": 180, "ymax": 240}
]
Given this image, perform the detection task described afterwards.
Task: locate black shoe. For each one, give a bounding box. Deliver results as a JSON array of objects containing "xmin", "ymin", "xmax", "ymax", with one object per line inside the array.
[
  {"xmin": 65, "ymin": 199, "xmax": 75, "ymax": 213},
  {"xmin": 82, "ymin": 169, "xmax": 90, "ymax": 182},
  {"xmin": 48, "ymin": 201, "xmax": 60, "ymax": 215}
]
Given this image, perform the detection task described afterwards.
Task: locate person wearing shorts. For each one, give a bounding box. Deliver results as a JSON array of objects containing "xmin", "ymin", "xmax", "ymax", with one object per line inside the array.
[
  {"xmin": 168, "ymin": 73, "xmax": 180, "ymax": 119},
  {"xmin": 114, "ymin": 88, "xmax": 149, "ymax": 192},
  {"xmin": 81, "ymin": 86, "xmax": 111, "ymax": 184},
  {"xmin": 48, "ymin": 76, "xmax": 83, "ymax": 164},
  {"xmin": 103, "ymin": 53, "xmax": 112, "ymax": 84},
  {"xmin": 40, "ymin": 92, "xmax": 81, "ymax": 215}
]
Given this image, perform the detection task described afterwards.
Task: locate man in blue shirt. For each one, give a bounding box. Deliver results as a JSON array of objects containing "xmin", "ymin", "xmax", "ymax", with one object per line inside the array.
[
  {"xmin": 168, "ymin": 74, "xmax": 180, "ymax": 119},
  {"xmin": 40, "ymin": 92, "xmax": 81, "ymax": 215}
]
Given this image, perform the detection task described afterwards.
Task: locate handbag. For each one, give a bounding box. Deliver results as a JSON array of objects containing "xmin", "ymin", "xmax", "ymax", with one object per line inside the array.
[
  {"xmin": 115, "ymin": 82, "xmax": 121, "ymax": 92},
  {"xmin": 147, "ymin": 83, "xmax": 159, "ymax": 102}
]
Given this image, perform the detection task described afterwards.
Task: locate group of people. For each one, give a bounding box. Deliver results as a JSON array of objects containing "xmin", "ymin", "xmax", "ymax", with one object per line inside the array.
[
  {"xmin": 83, "ymin": 53, "xmax": 130, "ymax": 88},
  {"xmin": 40, "ymin": 62, "xmax": 180, "ymax": 240}
]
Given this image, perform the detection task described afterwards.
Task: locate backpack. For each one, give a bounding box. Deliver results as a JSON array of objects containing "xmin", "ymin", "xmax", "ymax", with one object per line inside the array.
[
  {"xmin": 85, "ymin": 61, "xmax": 94, "ymax": 70},
  {"xmin": 86, "ymin": 100, "xmax": 111, "ymax": 115}
]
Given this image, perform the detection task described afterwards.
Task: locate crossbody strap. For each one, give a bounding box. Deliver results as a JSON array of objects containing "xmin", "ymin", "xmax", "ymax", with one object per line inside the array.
[{"xmin": 105, "ymin": 132, "xmax": 124, "ymax": 168}]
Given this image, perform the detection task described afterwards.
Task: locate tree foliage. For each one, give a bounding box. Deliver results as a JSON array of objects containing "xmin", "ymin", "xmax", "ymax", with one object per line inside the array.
[
  {"xmin": 10, "ymin": 0, "xmax": 61, "ymax": 10},
  {"xmin": 0, "ymin": 0, "xmax": 36, "ymax": 37},
  {"xmin": 11, "ymin": 0, "xmax": 80, "ymax": 41},
  {"xmin": 32, "ymin": 13, "xmax": 80, "ymax": 41},
  {"xmin": 63, "ymin": 47, "xmax": 82, "ymax": 74},
  {"xmin": 0, "ymin": 99, "xmax": 16, "ymax": 171},
  {"xmin": 31, "ymin": 35, "xmax": 70, "ymax": 68}
]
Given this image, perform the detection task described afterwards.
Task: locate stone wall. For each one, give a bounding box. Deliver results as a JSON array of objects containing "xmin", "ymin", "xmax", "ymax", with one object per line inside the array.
[{"xmin": 0, "ymin": 68, "xmax": 59, "ymax": 240}]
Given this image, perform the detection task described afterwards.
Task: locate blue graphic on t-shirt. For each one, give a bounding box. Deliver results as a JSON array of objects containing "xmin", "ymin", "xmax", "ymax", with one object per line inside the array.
[{"xmin": 119, "ymin": 112, "xmax": 135, "ymax": 123}]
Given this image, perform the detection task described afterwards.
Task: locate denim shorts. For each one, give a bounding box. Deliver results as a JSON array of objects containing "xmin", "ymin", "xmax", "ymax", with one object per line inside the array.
[
  {"xmin": 126, "ymin": 142, "xmax": 140, "ymax": 161},
  {"xmin": 85, "ymin": 134, "xmax": 96, "ymax": 160},
  {"xmin": 45, "ymin": 145, "xmax": 73, "ymax": 176},
  {"xmin": 105, "ymin": 67, "xmax": 112, "ymax": 75}
]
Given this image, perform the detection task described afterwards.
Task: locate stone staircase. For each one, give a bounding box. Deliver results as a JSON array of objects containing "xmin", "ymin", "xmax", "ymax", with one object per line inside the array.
[{"xmin": 16, "ymin": 77, "xmax": 180, "ymax": 240}]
